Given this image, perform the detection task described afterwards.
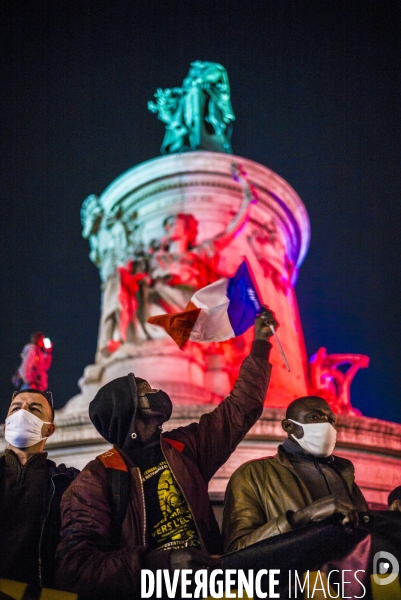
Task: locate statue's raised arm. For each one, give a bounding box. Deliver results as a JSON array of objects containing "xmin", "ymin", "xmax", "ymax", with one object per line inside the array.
[{"xmin": 213, "ymin": 163, "xmax": 257, "ymax": 252}]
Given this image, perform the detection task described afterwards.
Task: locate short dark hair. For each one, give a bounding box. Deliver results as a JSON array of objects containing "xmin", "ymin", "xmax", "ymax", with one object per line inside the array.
[
  {"xmin": 286, "ymin": 396, "xmax": 328, "ymax": 421},
  {"xmin": 12, "ymin": 389, "xmax": 55, "ymax": 421}
]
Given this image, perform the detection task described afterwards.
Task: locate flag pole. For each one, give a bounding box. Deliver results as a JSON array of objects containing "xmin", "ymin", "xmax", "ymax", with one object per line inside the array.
[{"xmin": 269, "ymin": 324, "xmax": 291, "ymax": 372}]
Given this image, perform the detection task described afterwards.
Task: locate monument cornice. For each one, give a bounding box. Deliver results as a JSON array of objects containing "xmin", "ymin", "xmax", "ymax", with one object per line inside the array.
[{"xmin": 98, "ymin": 151, "xmax": 310, "ymax": 269}]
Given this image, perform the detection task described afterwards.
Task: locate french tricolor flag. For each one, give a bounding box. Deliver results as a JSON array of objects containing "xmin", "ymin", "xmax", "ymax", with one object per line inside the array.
[{"xmin": 148, "ymin": 259, "xmax": 263, "ymax": 349}]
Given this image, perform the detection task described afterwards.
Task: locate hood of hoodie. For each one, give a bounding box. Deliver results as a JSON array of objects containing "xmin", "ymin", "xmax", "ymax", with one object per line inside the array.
[{"xmin": 89, "ymin": 373, "xmax": 138, "ymax": 447}]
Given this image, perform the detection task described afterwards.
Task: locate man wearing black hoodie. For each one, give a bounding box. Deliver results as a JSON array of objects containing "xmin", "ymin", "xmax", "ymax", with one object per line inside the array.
[{"xmin": 56, "ymin": 308, "xmax": 277, "ymax": 599}]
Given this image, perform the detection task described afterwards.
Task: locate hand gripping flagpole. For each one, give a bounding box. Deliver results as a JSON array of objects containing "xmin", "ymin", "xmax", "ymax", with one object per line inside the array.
[{"xmin": 269, "ymin": 324, "xmax": 291, "ymax": 372}]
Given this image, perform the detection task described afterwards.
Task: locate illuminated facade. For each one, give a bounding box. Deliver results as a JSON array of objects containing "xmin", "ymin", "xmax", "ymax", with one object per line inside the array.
[{"xmin": 66, "ymin": 151, "xmax": 310, "ymax": 412}]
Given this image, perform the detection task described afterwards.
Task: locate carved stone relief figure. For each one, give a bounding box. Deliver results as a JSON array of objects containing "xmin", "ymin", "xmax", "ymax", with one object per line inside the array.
[
  {"xmin": 81, "ymin": 194, "xmax": 104, "ymax": 269},
  {"xmin": 246, "ymin": 218, "xmax": 295, "ymax": 294},
  {"xmin": 139, "ymin": 164, "xmax": 257, "ymax": 337},
  {"xmin": 309, "ymin": 347, "xmax": 370, "ymax": 415},
  {"xmin": 81, "ymin": 199, "xmax": 139, "ymax": 357},
  {"xmin": 83, "ymin": 164, "xmax": 257, "ymax": 359},
  {"xmin": 82, "ymin": 197, "xmax": 132, "ymax": 284}
]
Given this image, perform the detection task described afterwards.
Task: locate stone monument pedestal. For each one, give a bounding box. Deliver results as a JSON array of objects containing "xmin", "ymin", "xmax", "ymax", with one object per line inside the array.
[
  {"xmin": 30, "ymin": 148, "xmax": 398, "ymax": 511},
  {"xmin": 67, "ymin": 151, "xmax": 312, "ymax": 417}
]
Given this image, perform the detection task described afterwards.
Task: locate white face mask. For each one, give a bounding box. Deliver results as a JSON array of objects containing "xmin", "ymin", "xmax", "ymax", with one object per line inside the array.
[
  {"xmin": 289, "ymin": 419, "xmax": 337, "ymax": 457},
  {"xmin": 5, "ymin": 409, "xmax": 52, "ymax": 449}
]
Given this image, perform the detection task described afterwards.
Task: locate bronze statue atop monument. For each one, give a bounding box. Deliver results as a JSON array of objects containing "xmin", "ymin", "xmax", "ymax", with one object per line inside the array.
[{"xmin": 148, "ymin": 61, "xmax": 235, "ymax": 154}]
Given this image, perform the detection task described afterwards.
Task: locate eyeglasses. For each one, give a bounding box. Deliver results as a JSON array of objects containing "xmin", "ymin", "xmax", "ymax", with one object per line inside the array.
[{"xmin": 12, "ymin": 389, "xmax": 54, "ymax": 408}]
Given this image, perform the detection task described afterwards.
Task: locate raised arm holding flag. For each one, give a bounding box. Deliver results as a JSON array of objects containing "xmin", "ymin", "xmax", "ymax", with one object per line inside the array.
[
  {"xmin": 148, "ymin": 258, "xmax": 290, "ymax": 370},
  {"xmin": 56, "ymin": 305, "xmax": 278, "ymax": 599}
]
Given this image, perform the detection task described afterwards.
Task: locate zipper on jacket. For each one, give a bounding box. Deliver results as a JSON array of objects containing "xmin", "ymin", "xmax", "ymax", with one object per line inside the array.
[
  {"xmin": 160, "ymin": 444, "xmax": 205, "ymax": 550},
  {"xmin": 17, "ymin": 454, "xmax": 43, "ymax": 488},
  {"xmin": 17, "ymin": 453, "xmax": 38, "ymax": 487},
  {"xmin": 38, "ymin": 474, "xmax": 57, "ymax": 587},
  {"xmin": 313, "ymin": 460, "xmax": 333, "ymax": 495},
  {"xmin": 137, "ymin": 467, "xmax": 147, "ymax": 547},
  {"xmin": 15, "ymin": 457, "xmax": 49, "ymax": 585},
  {"xmin": 18, "ymin": 463, "xmax": 26, "ymax": 488}
]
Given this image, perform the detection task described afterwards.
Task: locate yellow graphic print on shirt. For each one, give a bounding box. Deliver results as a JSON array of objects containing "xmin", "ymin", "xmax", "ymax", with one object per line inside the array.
[{"xmin": 141, "ymin": 459, "xmax": 199, "ymax": 550}]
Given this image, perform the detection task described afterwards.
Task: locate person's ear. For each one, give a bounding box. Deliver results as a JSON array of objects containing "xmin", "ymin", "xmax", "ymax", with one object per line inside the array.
[
  {"xmin": 42, "ymin": 423, "xmax": 56, "ymax": 439},
  {"xmin": 283, "ymin": 418, "xmax": 305, "ymax": 440},
  {"xmin": 390, "ymin": 499, "xmax": 401, "ymax": 512},
  {"xmin": 282, "ymin": 419, "xmax": 293, "ymax": 434}
]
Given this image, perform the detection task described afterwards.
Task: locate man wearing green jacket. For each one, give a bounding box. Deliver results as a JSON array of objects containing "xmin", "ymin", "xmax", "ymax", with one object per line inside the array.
[{"xmin": 223, "ymin": 395, "xmax": 368, "ymax": 553}]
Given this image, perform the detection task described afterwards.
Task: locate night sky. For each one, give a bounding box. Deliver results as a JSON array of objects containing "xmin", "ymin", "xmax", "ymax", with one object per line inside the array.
[{"xmin": 1, "ymin": 1, "xmax": 400, "ymax": 423}]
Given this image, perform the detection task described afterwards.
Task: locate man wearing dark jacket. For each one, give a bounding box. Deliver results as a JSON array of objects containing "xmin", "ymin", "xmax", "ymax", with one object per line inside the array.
[
  {"xmin": 223, "ymin": 395, "xmax": 368, "ymax": 553},
  {"xmin": 0, "ymin": 389, "xmax": 78, "ymax": 587},
  {"xmin": 55, "ymin": 308, "xmax": 277, "ymax": 599}
]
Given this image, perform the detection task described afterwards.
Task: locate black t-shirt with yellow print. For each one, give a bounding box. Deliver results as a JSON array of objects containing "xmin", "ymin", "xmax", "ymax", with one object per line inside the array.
[{"xmin": 133, "ymin": 439, "xmax": 201, "ymax": 551}]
